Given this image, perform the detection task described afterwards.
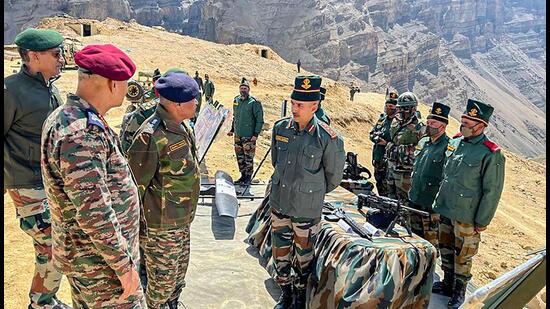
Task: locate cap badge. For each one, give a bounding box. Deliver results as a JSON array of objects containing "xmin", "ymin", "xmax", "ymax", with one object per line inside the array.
[
  {"xmin": 301, "ymin": 78, "xmax": 311, "ymax": 90},
  {"xmin": 468, "ymin": 108, "xmax": 478, "ymax": 117}
]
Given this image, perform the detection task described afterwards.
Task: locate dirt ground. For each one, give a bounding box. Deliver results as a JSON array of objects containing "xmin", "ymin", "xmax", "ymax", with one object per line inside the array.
[{"xmin": 4, "ymin": 17, "xmax": 546, "ymax": 308}]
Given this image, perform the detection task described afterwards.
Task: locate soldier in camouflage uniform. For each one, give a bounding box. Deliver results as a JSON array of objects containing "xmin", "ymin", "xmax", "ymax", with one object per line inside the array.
[
  {"xmin": 227, "ymin": 77, "xmax": 264, "ymax": 185},
  {"xmin": 270, "ymin": 75, "xmax": 345, "ymax": 309},
  {"xmin": 127, "ymin": 73, "xmax": 201, "ymax": 309},
  {"xmin": 432, "ymin": 99, "xmax": 505, "ymax": 308},
  {"xmin": 41, "ymin": 44, "xmax": 145, "ymax": 308},
  {"xmin": 408, "ymin": 102, "xmax": 451, "ymax": 248},
  {"xmin": 369, "ymin": 91, "xmax": 398, "ymax": 196},
  {"xmin": 385, "ymin": 92, "xmax": 425, "ymax": 201},
  {"xmin": 120, "ymin": 68, "xmax": 188, "ymax": 153},
  {"xmin": 4, "ymin": 28, "xmax": 70, "ymax": 309}
]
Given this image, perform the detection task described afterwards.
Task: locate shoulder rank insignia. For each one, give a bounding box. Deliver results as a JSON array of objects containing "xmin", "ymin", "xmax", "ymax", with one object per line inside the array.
[
  {"xmin": 87, "ymin": 111, "xmax": 106, "ymax": 130},
  {"xmin": 483, "ymin": 140, "xmax": 501, "ymax": 153},
  {"xmin": 275, "ymin": 135, "xmax": 289, "ymax": 143},
  {"xmin": 319, "ymin": 121, "xmax": 337, "ymax": 139},
  {"xmin": 453, "ymin": 132, "xmax": 463, "ymax": 138},
  {"xmin": 447, "ymin": 144, "xmax": 455, "ymax": 151}
]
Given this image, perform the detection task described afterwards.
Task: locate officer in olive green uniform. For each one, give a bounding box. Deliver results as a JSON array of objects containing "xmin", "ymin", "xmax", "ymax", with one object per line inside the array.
[
  {"xmin": 228, "ymin": 77, "xmax": 264, "ymax": 185},
  {"xmin": 369, "ymin": 91, "xmax": 398, "ymax": 196},
  {"xmin": 431, "ymin": 99, "xmax": 505, "ymax": 309},
  {"xmin": 408, "ymin": 102, "xmax": 451, "ymax": 247},
  {"xmin": 120, "ymin": 67, "xmax": 188, "ymax": 153},
  {"xmin": 385, "ymin": 92, "xmax": 425, "ymax": 201},
  {"xmin": 270, "ymin": 75, "xmax": 345, "ymax": 309},
  {"xmin": 127, "ymin": 73, "xmax": 201, "ymax": 309},
  {"xmin": 203, "ymin": 74, "xmax": 215, "ymax": 102},
  {"xmin": 4, "ymin": 28, "xmax": 70, "ymax": 309}
]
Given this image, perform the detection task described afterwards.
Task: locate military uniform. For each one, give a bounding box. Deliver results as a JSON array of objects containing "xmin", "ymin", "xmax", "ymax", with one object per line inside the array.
[
  {"xmin": 120, "ymin": 99, "xmax": 158, "ymax": 153},
  {"xmin": 432, "ymin": 99, "xmax": 505, "ymax": 308},
  {"xmin": 315, "ymin": 87, "xmax": 330, "ymax": 124},
  {"xmin": 231, "ymin": 86, "xmax": 264, "ymax": 183},
  {"xmin": 4, "ymin": 28, "xmax": 66, "ymax": 309},
  {"xmin": 270, "ymin": 76, "xmax": 345, "ymax": 309},
  {"xmin": 127, "ymin": 74, "xmax": 201, "ymax": 309},
  {"xmin": 41, "ymin": 94, "xmax": 144, "ymax": 308},
  {"xmin": 204, "ymin": 77, "xmax": 215, "ymax": 102},
  {"xmin": 193, "ymin": 73, "xmax": 204, "ymax": 116}
]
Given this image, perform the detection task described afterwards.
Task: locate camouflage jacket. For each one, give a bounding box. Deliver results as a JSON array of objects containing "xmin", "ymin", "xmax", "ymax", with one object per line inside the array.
[
  {"xmin": 369, "ymin": 113, "xmax": 394, "ymax": 163},
  {"xmin": 385, "ymin": 115, "xmax": 425, "ymax": 172},
  {"xmin": 409, "ymin": 134, "xmax": 449, "ymax": 211},
  {"xmin": 4, "ymin": 65, "xmax": 63, "ymax": 189},
  {"xmin": 433, "ymin": 133, "xmax": 506, "ymax": 226},
  {"xmin": 269, "ymin": 116, "xmax": 345, "ymax": 219},
  {"xmin": 119, "ymin": 100, "xmax": 158, "ymax": 153},
  {"xmin": 41, "ymin": 94, "xmax": 141, "ymax": 278},
  {"xmin": 127, "ymin": 104, "xmax": 200, "ymax": 229},
  {"xmin": 231, "ymin": 95, "xmax": 264, "ymax": 137}
]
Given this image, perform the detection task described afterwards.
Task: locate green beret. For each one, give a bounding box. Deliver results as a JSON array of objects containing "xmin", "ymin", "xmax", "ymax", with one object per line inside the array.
[
  {"xmin": 163, "ymin": 67, "xmax": 188, "ymax": 76},
  {"xmin": 14, "ymin": 28, "xmax": 64, "ymax": 51},
  {"xmin": 291, "ymin": 75, "xmax": 321, "ymax": 102},
  {"xmin": 462, "ymin": 98, "xmax": 494, "ymax": 125}
]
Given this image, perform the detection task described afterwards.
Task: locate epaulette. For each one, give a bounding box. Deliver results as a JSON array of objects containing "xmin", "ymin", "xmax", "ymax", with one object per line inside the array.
[
  {"xmin": 416, "ymin": 136, "xmax": 429, "ymax": 151},
  {"xmin": 143, "ymin": 117, "xmax": 161, "ymax": 135},
  {"xmin": 87, "ymin": 111, "xmax": 106, "ymax": 130},
  {"xmin": 453, "ymin": 132, "xmax": 463, "ymax": 138},
  {"xmin": 483, "ymin": 140, "xmax": 501, "ymax": 153},
  {"xmin": 318, "ymin": 121, "xmax": 338, "ymax": 139},
  {"xmin": 274, "ymin": 116, "xmax": 291, "ymax": 125}
]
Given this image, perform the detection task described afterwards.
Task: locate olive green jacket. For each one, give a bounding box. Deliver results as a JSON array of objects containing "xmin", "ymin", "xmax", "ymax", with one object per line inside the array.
[
  {"xmin": 231, "ymin": 95, "xmax": 264, "ymax": 137},
  {"xmin": 127, "ymin": 105, "xmax": 200, "ymax": 229},
  {"xmin": 315, "ymin": 102, "xmax": 330, "ymax": 124},
  {"xmin": 269, "ymin": 116, "xmax": 345, "ymax": 218},
  {"xmin": 432, "ymin": 133, "xmax": 506, "ymax": 227},
  {"xmin": 369, "ymin": 113, "xmax": 394, "ymax": 163},
  {"xmin": 4, "ymin": 65, "xmax": 63, "ymax": 189},
  {"xmin": 204, "ymin": 80, "xmax": 215, "ymax": 98},
  {"xmin": 409, "ymin": 134, "xmax": 449, "ymax": 211}
]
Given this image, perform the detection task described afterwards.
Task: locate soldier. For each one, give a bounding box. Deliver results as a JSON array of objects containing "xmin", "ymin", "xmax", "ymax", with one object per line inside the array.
[
  {"xmin": 41, "ymin": 44, "xmax": 144, "ymax": 308},
  {"xmin": 369, "ymin": 91, "xmax": 398, "ymax": 197},
  {"xmin": 296, "ymin": 59, "xmax": 301, "ymax": 73},
  {"xmin": 314, "ymin": 86, "xmax": 331, "ymax": 124},
  {"xmin": 127, "ymin": 73, "xmax": 201, "ymax": 309},
  {"xmin": 431, "ymin": 99, "xmax": 505, "ymax": 308},
  {"xmin": 4, "ymin": 28, "xmax": 70, "ymax": 309},
  {"xmin": 385, "ymin": 91, "xmax": 425, "ymax": 201},
  {"xmin": 192, "ymin": 71, "xmax": 204, "ymax": 123},
  {"xmin": 203, "ymin": 73, "xmax": 215, "ymax": 103},
  {"xmin": 408, "ymin": 102, "xmax": 451, "ymax": 248},
  {"xmin": 227, "ymin": 77, "xmax": 264, "ymax": 185},
  {"xmin": 270, "ymin": 75, "xmax": 345, "ymax": 309},
  {"xmin": 120, "ymin": 67, "xmax": 188, "ymax": 153}
]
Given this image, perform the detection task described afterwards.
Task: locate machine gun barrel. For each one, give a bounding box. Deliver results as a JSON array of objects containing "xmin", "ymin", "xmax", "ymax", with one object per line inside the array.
[
  {"xmin": 357, "ymin": 193, "xmax": 429, "ymax": 217},
  {"xmin": 334, "ymin": 208, "xmax": 373, "ymax": 241}
]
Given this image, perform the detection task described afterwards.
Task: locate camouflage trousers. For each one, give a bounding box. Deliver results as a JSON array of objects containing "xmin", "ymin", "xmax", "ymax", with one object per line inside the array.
[
  {"xmin": 372, "ymin": 160, "xmax": 389, "ymax": 197},
  {"xmin": 271, "ymin": 208, "xmax": 321, "ymax": 289},
  {"xmin": 234, "ymin": 136, "xmax": 256, "ymax": 177},
  {"xmin": 142, "ymin": 227, "xmax": 191, "ymax": 308},
  {"xmin": 385, "ymin": 166, "xmax": 412, "ymax": 201},
  {"xmin": 7, "ymin": 187, "xmax": 63, "ymax": 309},
  {"xmin": 409, "ymin": 211, "xmax": 440, "ymax": 250},
  {"xmin": 439, "ymin": 216, "xmax": 481, "ymax": 284},
  {"xmin": 67, "ymin": 275, "xmax": 144, "ymax": 308}
]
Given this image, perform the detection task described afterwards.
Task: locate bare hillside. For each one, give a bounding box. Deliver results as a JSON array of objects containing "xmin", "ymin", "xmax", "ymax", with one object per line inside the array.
[{"xmin": 3, "ymin": 17, "xmax": 546, "ymax": 308}]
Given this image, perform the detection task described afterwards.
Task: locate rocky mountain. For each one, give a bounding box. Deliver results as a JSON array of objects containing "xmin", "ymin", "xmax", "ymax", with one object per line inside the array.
[{"xmin": 3, "ymin": 0, "xmax": 546, "ymax": 157}]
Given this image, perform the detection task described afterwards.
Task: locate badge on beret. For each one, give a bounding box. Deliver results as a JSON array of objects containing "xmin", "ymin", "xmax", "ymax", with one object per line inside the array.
[
  {"xmin": 301, "ymin": 78, "xmax": 311, "ymax": 90},
  {"xmin": 468, "ymin": 108, "xmax": 478, "ymax": 117}
]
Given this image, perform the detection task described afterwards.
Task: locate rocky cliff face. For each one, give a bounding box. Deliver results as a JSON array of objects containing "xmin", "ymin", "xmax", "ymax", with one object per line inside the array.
[{"xmin": 3, "ymin": 0, "xmax": 546, "ymax": 157}]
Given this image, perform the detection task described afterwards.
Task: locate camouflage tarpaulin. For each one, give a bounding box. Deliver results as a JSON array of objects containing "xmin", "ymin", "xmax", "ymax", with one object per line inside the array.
[{"xmin": 246, "ymin": 186, "xmax": 437, "ymax": 308}]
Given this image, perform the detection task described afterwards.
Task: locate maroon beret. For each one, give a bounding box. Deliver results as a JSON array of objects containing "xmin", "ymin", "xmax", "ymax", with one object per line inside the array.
[{"xmin": 75, "ymin": 44, "xmax": 136, "ymax": 81}]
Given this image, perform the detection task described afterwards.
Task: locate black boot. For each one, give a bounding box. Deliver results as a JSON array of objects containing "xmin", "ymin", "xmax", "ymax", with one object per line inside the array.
[
  {"xmin": 432, "ymin": 271, "xmax": 454, "ymax": 297},
  {"xmin": 447, "ymin": 279, "xmax": 467, "ymax": 309},
  {"xmin": 52, "ymin": 296, "xmax": 72, "ymax": 309},
  {"xmin": 274, "ymin": 284, "xmax": 294, "ymax": 309},
  {"xmin": 234, "ymin": 174, "xmax": 245, "ymax": 185},
  {"xmin": 166, "ymin": 298, "xmax": 180, "ymax": 309},
  {"xmin": 292, "ymin": 288, "xmax": 307, "ymax": 309},
  {"xmin": 241, "ymin": 174, "xmax": 252, "ymax": 186}
]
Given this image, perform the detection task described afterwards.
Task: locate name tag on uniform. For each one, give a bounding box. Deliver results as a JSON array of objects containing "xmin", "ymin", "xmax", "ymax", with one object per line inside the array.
[
  {"xmin": 275, "ymin": 135, "xmax": 289, "ymax": 143},
  {"xmin": 169, "ymin": 140, "xmax": 187, "ymax": 152}
]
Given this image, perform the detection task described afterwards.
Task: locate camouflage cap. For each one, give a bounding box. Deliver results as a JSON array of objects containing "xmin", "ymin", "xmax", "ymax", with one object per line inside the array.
[{"xmin": 14, "ymin": 28, "xmax": 64, "ymax": 51}]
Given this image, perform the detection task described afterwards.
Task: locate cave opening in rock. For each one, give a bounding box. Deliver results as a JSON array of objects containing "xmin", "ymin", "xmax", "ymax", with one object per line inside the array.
[
  {"xmin": 83, "ymin": 24, "xmax": 91, "ymax": 37},
  {"xmin": 260, "ymin": 49, "xmax": 268, "ymax": 58}
]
